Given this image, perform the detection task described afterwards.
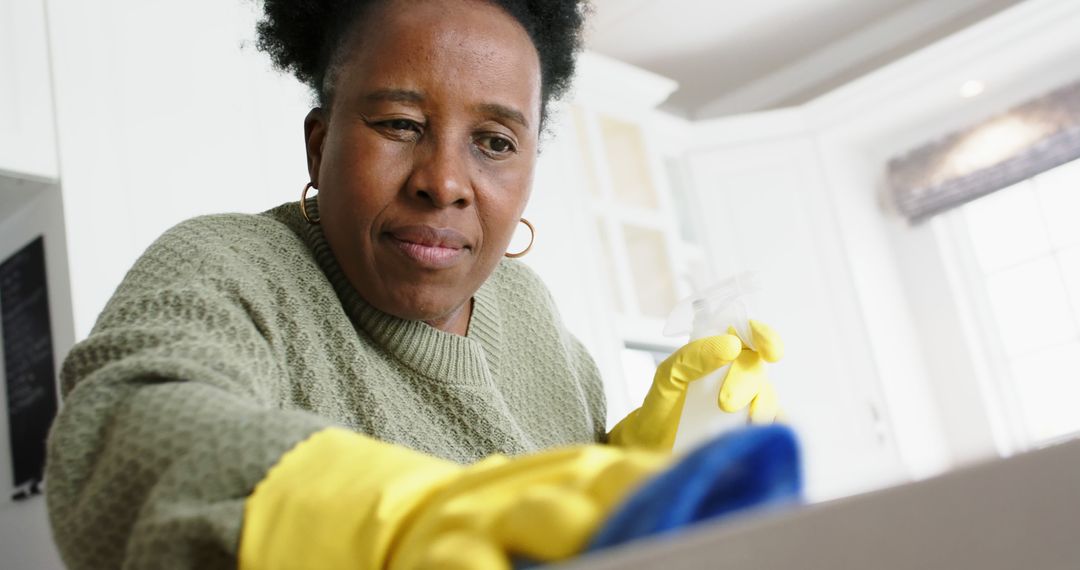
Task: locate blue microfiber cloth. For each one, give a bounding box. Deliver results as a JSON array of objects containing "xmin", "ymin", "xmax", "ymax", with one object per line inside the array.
[{"xmin": 588, "ymin": 424, "xmax": 803, "ymax": 551}]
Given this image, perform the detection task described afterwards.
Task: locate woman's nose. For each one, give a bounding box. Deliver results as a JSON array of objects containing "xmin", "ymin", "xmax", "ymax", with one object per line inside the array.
[{"xmin": 407, "ymin": 138, "xmax": 473, "ymax": 209}]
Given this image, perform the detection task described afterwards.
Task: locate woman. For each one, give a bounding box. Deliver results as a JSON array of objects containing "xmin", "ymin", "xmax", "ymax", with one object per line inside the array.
[{"xmin": 45, "ymin": 1, "xmax": 783, "ymax": 568}]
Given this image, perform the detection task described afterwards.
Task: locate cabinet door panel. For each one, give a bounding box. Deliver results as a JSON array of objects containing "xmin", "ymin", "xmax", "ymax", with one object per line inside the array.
[{"xmin": 687, "ymin": 129, "xmax": 904, "ymax": 501}]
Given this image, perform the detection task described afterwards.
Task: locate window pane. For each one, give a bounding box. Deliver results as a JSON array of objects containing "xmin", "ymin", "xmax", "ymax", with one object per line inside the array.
[
  {"xmin": 599, "ymin": 115, "xmax": 659, "ymax": 210},
  {"xmin": 1011, "ymin": 341, "xmax": 1080, "ymax": 443},
  {"xmin": 1034, "ymin": 158, "xmax": 1080, "ymax": 248},
  {"xmin": 984, "ymin": 257, "xmax": 1075, "ymax": 356},
  {"xmin": 595, "ymin": 220, "xmax": 625, "ymax": 314},
  {"xmin": 963, "ymin": 181, "xmax": 1052, "ymax": 273},
  {"xmin": 664, "ymin": 156, "xmax": 700, "ymax": 246},
  {"xmin": 622, "ymin": 224, "xmax": 678, "ymax": 319}
]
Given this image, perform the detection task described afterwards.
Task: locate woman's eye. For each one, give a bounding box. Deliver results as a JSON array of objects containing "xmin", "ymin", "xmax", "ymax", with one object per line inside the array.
[
  {"xmin": 367, "ymin": 117, "xmax": 423, "ymax": 141},
  {"xmin": 478, "ymin": 135, "xmax": 516, "ymax": 156},
  {"xmin": 386, "ymin": 119, "xmax": 420, "ymax": 133}
]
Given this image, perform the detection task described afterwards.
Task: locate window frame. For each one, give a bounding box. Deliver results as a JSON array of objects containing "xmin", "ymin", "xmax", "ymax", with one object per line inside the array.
[{"xmin": 937, "ymin": 160, "xmax": 1080, "ymax": 452}]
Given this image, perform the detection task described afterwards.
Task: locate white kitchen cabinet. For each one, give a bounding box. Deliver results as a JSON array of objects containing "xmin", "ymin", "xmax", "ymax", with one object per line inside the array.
[
  {"xmin": 684, "ymin": 112, "xmax": 906, "ymax": 500},
  {"xmin": 525, "ymin": 53, "xmax": 700, "ymax": 424}
]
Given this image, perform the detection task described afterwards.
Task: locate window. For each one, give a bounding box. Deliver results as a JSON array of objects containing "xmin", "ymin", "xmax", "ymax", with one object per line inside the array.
[{"xmin": 955, "ymin": 158, "xmax": 1080, "ymax": 445}]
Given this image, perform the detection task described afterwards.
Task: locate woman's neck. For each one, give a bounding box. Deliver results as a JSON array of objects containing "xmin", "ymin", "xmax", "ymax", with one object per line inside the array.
[{"xmin": 424, "ymin": 297, "xmax": 473, "ymax": 336}]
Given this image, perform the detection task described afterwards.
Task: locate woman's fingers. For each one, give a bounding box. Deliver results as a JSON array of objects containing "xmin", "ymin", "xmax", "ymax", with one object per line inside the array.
[
  {"xmin": 718, "ymin": 351, "xmax": 766, "ymax": 412},
  {"xmin": 494, "ymin": 485, "xmax": 602, "ymax": 561},
  {"xmin": 420, "ymin": 531, "xmax": 510, "ymax": 570},
  {"xmin": 585, "ymin": 451, "xmax": 669, "ymax": 511},
  {"xmin": 698, "ymin": 333, "xmax": 743, "ymax": 363},
  {"xmin": 661, "ymin": 333, "xmax": 742, "ymax": 387},
  {"xmin": 748, "ymin": 381, "xmax": 779, "ymax": 424},
  {"xmin": 492, "ymin": 450, "xmax": 669, "ymax": 562},
  {"xmin": 749, "ymin": 320, "xmax": 784, "ymax": 362}
]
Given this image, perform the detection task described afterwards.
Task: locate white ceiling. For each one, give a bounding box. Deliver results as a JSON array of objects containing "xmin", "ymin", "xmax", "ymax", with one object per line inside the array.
[{"xmin": 585, "ymin": 0, "xmax": 1026, "ymax": 118}]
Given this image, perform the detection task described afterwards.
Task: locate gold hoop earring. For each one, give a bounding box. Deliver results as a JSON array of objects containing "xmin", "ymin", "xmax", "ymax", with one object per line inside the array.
[
  {"xmin": 300, "ymin": 182, "xmax": 320, "ymax": 225},
  {"xmin": 505, "ymin": 218, "xmax": 535, "ymax": 258}
]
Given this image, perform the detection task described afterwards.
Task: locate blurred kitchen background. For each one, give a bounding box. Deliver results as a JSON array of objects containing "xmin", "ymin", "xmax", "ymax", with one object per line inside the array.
[{"xmin": 3, "ymin": 0, "xmax": 1079, "ymax": 566}]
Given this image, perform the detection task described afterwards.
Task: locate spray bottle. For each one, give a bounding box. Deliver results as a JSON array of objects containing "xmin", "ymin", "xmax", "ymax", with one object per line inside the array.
[{"xmin": 664, "ymin": 272, "xmax": 761, "ymax": 454}]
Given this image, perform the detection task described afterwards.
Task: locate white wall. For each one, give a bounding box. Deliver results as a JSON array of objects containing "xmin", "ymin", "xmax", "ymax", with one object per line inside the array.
[
  {"xmin": 0, "ymin": 0, "xmax": 58, "ymax": 180},
  {"xmin": 45, "ymin": 0, "xmax": 313, "ymax": 338}
]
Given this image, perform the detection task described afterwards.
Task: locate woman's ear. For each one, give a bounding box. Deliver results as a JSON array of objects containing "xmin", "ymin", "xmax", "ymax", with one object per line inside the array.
[{"xmin": 304, "ymin": 108, "xmax": 328, "ymax": 186}]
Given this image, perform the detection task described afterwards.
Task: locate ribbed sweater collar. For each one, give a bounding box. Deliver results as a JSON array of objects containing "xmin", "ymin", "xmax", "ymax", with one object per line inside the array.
[{"xmin": 291, "ymin": 200, "xmax": 503, "ymax": 385}]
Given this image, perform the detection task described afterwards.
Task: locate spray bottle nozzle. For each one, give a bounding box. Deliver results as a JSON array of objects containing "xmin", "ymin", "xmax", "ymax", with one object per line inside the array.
[{"xmin": 664, "ymin": 272, "xmax": 762, "ymax": 348}]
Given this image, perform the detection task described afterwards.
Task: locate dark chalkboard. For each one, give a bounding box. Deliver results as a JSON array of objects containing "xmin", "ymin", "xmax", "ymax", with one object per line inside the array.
[{"xmin": 0, "ymin": 236, "xmax": 58, "ymax": 499}]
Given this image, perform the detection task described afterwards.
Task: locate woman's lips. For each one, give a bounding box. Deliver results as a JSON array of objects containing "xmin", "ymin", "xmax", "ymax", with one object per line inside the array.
[{"xmin": 385, "ymin": 225, "xmax": 470, "ymax": 269}]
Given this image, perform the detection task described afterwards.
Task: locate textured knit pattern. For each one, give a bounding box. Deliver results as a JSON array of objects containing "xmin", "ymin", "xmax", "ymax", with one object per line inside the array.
[{"xmin": 45, "ymin": 202, "xmax": 608, "ymax": 570}]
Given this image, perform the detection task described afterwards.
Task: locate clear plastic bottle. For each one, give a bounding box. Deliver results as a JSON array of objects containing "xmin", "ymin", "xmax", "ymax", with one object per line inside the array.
[{"xmin": 665, "ymin": 273, "xmax": 760, "ymax": 454}]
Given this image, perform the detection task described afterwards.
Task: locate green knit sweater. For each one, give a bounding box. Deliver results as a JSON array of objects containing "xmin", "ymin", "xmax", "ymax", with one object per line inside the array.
[{"xmin": 45, "ymin": 202, "xmax": 608, "ymax": 569}]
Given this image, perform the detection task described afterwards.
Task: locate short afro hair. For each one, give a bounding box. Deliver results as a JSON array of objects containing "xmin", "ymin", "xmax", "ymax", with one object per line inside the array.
[{"xmin": 256, "ymin": 0, "xmax": 590, "ymax": 124}]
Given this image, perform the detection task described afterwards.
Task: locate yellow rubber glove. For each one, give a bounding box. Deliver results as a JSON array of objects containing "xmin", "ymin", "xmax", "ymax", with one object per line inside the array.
[
  {"xmin": 725, "ymin": 321, "xmax": 784, "ymax": 425},
  {"xmin": 609, "ymin": 319, "xmax": 784, "ymax": 450},
  {"xmin": 240, "ymin": 428, "xmax": 669, "ymax": 570}
]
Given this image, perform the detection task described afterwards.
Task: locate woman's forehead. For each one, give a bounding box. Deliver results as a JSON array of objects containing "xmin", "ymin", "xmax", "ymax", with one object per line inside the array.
[{"xmin": 334, "ymin": 0, "xmax": 542, "ymax": 122}]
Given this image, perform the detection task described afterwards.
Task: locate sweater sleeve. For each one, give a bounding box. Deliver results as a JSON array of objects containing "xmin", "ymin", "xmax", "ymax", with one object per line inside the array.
[
  {"xmin": 45, "ymin": 220, "xmax": 332, "ymax": 569},
  {"xmin": 567, "ymin": 333, "xmax": 609, "ymax": 444}
]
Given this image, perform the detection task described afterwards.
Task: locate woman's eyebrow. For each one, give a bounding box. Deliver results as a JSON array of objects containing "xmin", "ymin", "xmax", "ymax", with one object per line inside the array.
[
  {"xmin": 475, "ymin": 103, "xmax": 529, "ymax": 130},
  {"xmin": 360, "ymin": 90, "xmax": 527, "ymax": 129},
  {"xmin": 364, "ymin": 88, "xmax": 425, "ymax": 104}
]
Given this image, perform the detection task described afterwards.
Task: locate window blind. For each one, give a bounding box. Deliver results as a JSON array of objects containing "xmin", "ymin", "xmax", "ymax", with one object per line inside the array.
[{"xmin": 887, "ymin": 79, "xmax": 1080, "ymax": 223}]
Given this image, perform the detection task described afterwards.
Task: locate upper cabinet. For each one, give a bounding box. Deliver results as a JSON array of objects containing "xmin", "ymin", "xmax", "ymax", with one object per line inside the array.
[
  {"xmin": 570, "ymin": 55, "xmax": 704, "ymax": 349},
  {"xmin": 524, "ymin": 53, "xmax": 708, "ymax": 420},
  {"xmin": 0, "ymin": 0, "xmax": 58, "ymax": 180}
]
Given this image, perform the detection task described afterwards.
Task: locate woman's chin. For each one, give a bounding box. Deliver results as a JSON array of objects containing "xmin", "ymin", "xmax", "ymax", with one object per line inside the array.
[{"xmin": 377, "ymin": 289, "xmax": 472, "ymax": 332}]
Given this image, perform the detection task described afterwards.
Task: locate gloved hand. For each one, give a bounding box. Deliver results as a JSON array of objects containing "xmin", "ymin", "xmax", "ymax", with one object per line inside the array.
[
  {"xmin": 725, "ymin": 320, "xmax": 785, "ymax": 425},
  {"xmin": 240, "ymin": 428, "xmax": 670, "ymax": 570},
  {"xmin": 608, "ymin": 320, "xmax": 784, "ymax": 450}
]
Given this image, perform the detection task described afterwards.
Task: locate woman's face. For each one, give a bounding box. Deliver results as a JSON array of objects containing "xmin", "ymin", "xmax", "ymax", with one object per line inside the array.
[{"xmin": 305, "ymin": 0, "xmax": 542, "ymax": 334}]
